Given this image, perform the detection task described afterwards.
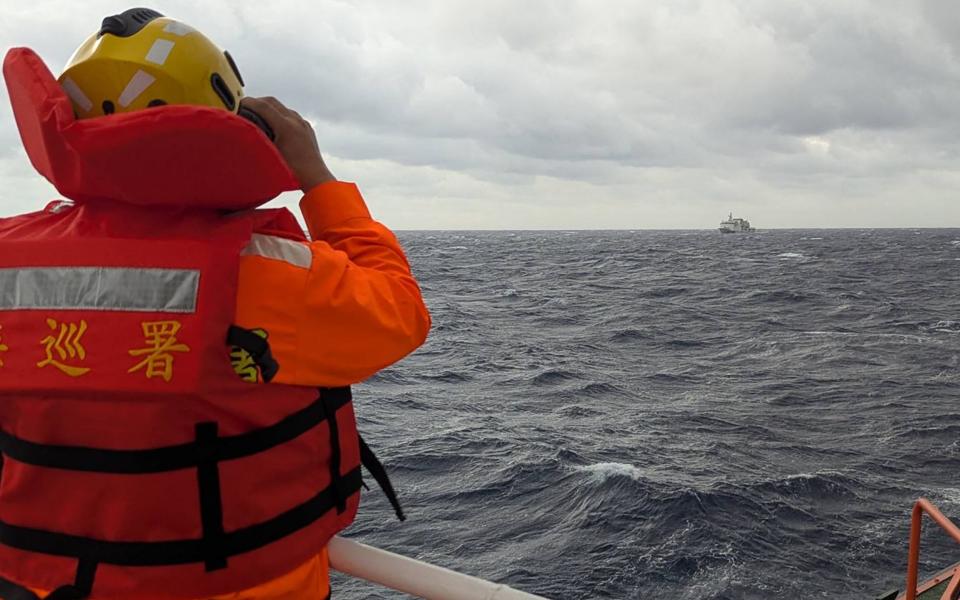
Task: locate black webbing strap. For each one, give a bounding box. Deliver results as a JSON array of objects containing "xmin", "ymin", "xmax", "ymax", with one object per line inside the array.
[
  {"xmin": 0, "ymin": 388, "xmax": 351, "ymax": 473},
  {"xmin": 195, "ymin": 423, "xmax": 227, "ymax": 572},
  {"xmin": 227, "ymin": 325, "xmax": 279, "ymax": 382},
  {"xmin": 323, "ymin": 394, "xmax": 347, "ymax": 515},
  {"xmin": 0, "ymin": 467, "xmax": 362, "ymax": 567},
  {"xmin": 73, "ymin": 560, "xmax": 96, "ymax": 598},
  {"xmin": 43, "ymin": 588, "xmax": 83, "ymax": 600},
  {"xmin": 0, "ymin": 387, "xmax": 359, "ymax": 582},
  {"xmin": 0, "ymin": 575, "xmax": 39, "ymax": 600},
  {"xmin": 358, "ymin": 436, "xmax": 405, "ymax": 522},
  {"xmin": 42, "ymin": 559, "xmax": 96, "ymax": 600}
]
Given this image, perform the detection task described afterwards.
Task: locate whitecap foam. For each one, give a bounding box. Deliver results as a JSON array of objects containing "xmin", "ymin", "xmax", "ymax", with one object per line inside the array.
[
  {"xmin": 932, "ymin": 320, "xmax": 960, "ymax": 333},
  {"xmin": 828, "ymin": 304, "xmax": 852, "ymax": 314},
  {"xmin": 804, "ymin": 330, "xmax": 856, "ymax": 336},
  {"xmin": 933, "ymin": 487, "xmax": 960, "ymax": 508},
  {"xmin": 803, "ymin": 331, "xmax": 930, "ymax": 343},
  {"xmin": 777, "ymin": 252, "xmax": 805, "ymax": 259},
  {"xmin": 575, "ymin": 462, "xmax": 645, "ymax": 481}
]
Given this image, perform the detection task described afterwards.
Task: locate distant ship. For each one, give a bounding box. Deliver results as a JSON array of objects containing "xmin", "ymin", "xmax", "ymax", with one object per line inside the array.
[{"xmin": 718, "ymin": 213, "xmax": 755, "ymax": 233}]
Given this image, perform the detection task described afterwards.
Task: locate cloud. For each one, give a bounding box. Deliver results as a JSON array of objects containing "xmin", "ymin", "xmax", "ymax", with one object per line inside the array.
[{"xmin": 1, "ymin": 0, "xmax": 959, "ymax": 227}]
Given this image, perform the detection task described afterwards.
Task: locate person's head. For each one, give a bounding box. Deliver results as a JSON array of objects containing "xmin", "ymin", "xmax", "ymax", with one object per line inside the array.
[{"xmin": 58, "ymin": 8, "xmax": 245, "ymax": 119}]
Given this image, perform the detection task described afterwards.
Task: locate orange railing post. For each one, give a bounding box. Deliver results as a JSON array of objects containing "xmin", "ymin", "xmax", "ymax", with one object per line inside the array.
[{"xmin": 904, "ymin": 498, "xmax": 960, "ymax": 600}]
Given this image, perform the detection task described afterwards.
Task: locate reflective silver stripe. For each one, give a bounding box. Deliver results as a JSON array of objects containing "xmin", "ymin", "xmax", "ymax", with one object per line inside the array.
[
  {"xmin": 0, "ymin": 268, "xmax": 199, "ymax": 313},
  {"xmin": 61, "ymin": 77, "xmax": 93, "ymax": 112},
  {"xmin": 163, "ymin": 22, "xmax": 193, "ymax": 36},
  {"xmin": 118, "ymin": 70, "xmax": 156, "ymax": 108},
  {"xmin": 145, "ymin": 39, "xmax": 175, "ymax": 66},
  {"xmin": 241, "ymin": 234, "xmax": 312, "ymax": 269}
]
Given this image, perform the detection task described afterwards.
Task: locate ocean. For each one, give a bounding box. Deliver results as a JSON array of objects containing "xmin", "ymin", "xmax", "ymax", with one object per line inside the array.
[{"xmin": 332, "ymin": 229, "xmax": 960, "ymax": 599}]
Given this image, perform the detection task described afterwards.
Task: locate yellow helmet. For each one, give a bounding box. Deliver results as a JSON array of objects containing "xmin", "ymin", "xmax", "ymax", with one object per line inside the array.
[{"xmin": 58, "ymin": 8, "xmax": 245, "ymax": 118}]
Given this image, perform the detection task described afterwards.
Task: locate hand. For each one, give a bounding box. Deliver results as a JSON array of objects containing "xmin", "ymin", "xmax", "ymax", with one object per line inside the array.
[{"xmin": 240, "ymin": 97, "xmax": 336, "ymax": 192}]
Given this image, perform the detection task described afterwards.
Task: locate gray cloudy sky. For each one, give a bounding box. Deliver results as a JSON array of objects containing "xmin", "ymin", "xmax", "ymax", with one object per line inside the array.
[{"xmin": 2, "ymin": 0, "xmax": 960, "ymax": 229}]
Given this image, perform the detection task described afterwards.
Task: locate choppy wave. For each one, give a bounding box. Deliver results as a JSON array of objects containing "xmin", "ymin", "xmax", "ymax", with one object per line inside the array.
[
  {"xmin": 335, "ymin": 228, "xmax": 960, "ymax": 600},
  {"xmin": 574, "ymin": 461, "xmax": 647, "ymax": 481}
]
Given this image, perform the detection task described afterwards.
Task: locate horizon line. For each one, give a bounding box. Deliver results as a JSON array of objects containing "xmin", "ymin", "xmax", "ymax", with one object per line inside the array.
[{"xmin": 391, "ymin": 226, "xmax": 960, "ymax": 232}]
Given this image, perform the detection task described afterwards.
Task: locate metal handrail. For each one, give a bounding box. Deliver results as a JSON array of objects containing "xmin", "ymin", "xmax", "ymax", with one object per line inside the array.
[
  {"xmin": 329, "ymin": 536, "xmax": 551, "ymax": 599},
  {"xmin": 905, "ymin": 498, "xmax": 960, "ymax": 600},
  {"xmin": 943, "ymin": 571, "xmax": 960, "ymax": 600}
]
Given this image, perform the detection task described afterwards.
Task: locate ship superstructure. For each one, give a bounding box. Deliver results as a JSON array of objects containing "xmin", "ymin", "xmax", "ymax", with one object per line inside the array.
[{"xmin": 719, "ymin": 213, "xmax": 755, "ymax": 233}]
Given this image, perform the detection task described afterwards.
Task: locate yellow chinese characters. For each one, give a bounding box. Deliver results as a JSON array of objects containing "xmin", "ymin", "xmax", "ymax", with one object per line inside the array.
[
  {"xmin": 230, "ymin": 328, "xmax": 268, "ymax": 383},
  {"xmin": 38, "ymin": 318, "xmax": 91, "ymax": 377},
  {"xmin": 128, "ymin": 321, "xmax": 190, "ymax": 382},
  {"xmin": 0, "ymin": 326, "xmax": 8, "ymax": 367}
]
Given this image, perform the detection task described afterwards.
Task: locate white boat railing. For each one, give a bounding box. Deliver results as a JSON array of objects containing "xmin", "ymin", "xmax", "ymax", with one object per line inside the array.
[{"xmin": 329, "ymin": 536, "xmax": 551, "ymax": 600}]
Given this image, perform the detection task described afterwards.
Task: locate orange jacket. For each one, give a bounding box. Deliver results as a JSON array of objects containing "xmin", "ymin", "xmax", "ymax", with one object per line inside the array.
[
  {"xmin": 229, "ymin": 181, "xmax": 430, "ymax": 598},
  {"xmin": 208, "ymin": 551, "xmax": 330, "ymax": 600},
  {"xmin": 235, "ymin": 181, "xmax": 430, "ymax": 387}
]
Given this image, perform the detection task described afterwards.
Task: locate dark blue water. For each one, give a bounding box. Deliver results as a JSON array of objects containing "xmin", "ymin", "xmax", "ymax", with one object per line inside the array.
[{"xmin": 334, "ymin": 229, "xmax": 960, "ymax": 599}]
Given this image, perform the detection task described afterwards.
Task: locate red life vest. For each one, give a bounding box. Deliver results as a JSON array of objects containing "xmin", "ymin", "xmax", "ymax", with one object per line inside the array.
[{"xmin": 0, "ymin": 48, "xmax": 379, "ymax": 599}]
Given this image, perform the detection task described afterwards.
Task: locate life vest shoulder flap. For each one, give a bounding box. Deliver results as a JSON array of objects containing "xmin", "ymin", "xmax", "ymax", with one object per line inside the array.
[{"xmin": 3, "ymin": 47, "xmax": 298, "ymax": 211}]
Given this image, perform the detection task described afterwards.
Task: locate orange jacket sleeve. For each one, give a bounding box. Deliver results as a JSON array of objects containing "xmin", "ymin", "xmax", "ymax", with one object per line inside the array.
[{"xmin": 235, "ymin": 181, "xmax": 430, "ymax": 387}]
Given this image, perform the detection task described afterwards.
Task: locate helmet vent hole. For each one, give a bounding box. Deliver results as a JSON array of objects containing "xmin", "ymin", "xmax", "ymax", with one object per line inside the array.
[
  {"xmin": 102, "ymin": 100, "xmax": 115, "ymax": 115},
  {"xmin": 147, "ymin": 99, "xmax": 167, "ymax": 107},
  {"xmin": 131, "ymin": 9, "xmax": 161, "ymax": 24},
  {"xmin": 224, "ymin": 51, "xmax": 245, "ymax": 87},
  {"xmin": 210, "ymin": 73, "xmax": 236, "ymax": 111}
]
